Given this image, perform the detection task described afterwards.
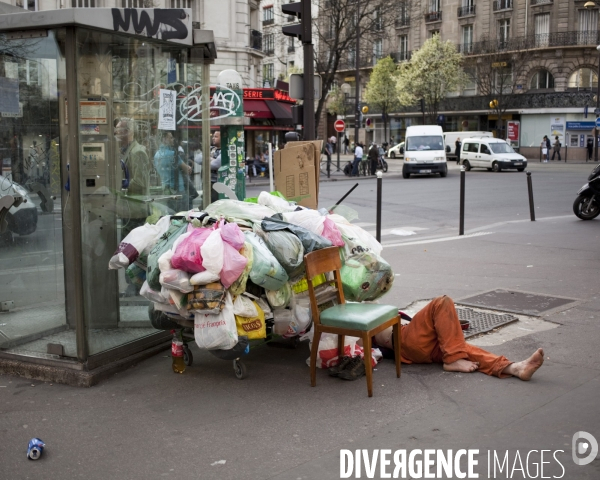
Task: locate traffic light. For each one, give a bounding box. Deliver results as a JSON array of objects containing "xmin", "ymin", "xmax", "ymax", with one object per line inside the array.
[{"xmin": 282, "ymin": 1, "xmax": 311, "ymax": 44}]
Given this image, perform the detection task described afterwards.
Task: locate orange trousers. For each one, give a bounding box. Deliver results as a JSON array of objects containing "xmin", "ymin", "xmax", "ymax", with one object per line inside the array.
[{"xmin": 400, "ymin": 296, "xmax": 512, "ymax": 378}]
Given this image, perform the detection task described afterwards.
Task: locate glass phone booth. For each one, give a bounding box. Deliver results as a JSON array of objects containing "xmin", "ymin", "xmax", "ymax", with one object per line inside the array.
[{"xmin": 0, "ymin": 8, "xmax": 214, "ymax": 383}]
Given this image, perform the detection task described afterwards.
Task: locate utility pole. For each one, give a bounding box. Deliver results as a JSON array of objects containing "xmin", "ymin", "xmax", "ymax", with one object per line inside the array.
[{"xmin": 354, "ymin": 2, "xmax": 360, "ymax": 147}]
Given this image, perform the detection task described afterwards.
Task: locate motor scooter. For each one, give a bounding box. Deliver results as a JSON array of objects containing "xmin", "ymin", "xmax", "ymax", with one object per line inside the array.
[{"xmin": 573, "ymin": 163, "xmax": 600, "ymax": 220}]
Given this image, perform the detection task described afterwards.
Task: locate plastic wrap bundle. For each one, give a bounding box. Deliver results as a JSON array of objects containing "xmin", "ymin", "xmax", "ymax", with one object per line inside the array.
[
  {"xmin": 146, "ymin": 220, "xmax": 188, "ymax": 291},
  {"xmin": 205, "ymin": 199, "xmax": 276, "ymax": 224},
  {"xmin": 244, "ymin": 231, "xmax": 289, "ymax": 291},
  {"xmin": 261, "ymin": 216, "xmax": 332, "ymax": 253},
  {"xmin": 340, "ymin": 252, "xmax": 394, "ymax": 302},
  {"xmin": 254, "ymin": 224, "xmax": 304, "ymax": 280}
]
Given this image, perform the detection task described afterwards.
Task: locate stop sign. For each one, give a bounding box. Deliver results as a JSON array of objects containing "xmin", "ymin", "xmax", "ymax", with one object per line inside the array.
[{"xmin": 334, "ymin": 120, "xmax": 345, "ymax": 133}]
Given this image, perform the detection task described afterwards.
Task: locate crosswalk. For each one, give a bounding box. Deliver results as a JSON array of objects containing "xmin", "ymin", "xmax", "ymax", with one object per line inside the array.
[{"xmin": 353, "ymin": 222, "xmax": 429, "ymax": 244}]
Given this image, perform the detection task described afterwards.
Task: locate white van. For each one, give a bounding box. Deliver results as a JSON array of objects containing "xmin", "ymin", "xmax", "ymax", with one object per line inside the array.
[
  {"xmin": 460, "ymin": 136, "xmax": 527, "ymax": 172},
  {"xmin": 443, "ymin": 131, "xmax": 493, "ymax": 162},
  {"xmin": 402, "ymin": 125, "xmax": 447, "ymax": 178}
]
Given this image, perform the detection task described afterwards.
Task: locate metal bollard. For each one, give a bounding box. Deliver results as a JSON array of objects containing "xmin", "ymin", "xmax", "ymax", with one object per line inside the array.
[
  {"xmin": 459, "ymin": 165, "xmax": 465, "ymax": 235},
  {"xmin": 376, "ymin": 171, "xmax": 383, "ymax": 242},
  {"xmin": 526, "ymin": 171, "xmax": 535, "ymax": 221}
]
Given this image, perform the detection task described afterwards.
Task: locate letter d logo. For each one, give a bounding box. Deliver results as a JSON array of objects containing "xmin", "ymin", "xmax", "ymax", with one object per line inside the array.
[{"xmin": 572, "ymin": 431, "xmax": 598, "ymax": 466}]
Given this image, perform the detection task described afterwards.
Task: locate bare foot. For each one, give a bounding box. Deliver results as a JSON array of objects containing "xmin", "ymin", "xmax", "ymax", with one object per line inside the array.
[
  {"xmin": 503, "ymin": 348, "xmax": 545, "ymax": 381},
  {"xmin": 443, "ymin": 359, "xmax": 480, "ymax": 373}
]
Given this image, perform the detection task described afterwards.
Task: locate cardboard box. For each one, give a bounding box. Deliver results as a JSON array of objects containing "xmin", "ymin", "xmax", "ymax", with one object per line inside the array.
[
  {"xmin": 273, "ymin": 143, "xmax": 318, "ymax": 209},
  {"xmin": 284, "ymin": 140, "xmax": 323, "ymax": 200}
]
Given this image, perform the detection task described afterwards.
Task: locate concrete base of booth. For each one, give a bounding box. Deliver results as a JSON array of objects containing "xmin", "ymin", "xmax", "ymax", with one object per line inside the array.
[{"xmin": 0, "ymin": 341, "xmax": 170, "ymax": 387}]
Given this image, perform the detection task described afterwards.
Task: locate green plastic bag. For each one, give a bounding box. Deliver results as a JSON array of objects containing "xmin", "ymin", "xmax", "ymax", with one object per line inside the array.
[
  {"xmin": 244, "ymin": 231, "xmax": 289, "ymax": 291},
  {"xmin": 146, "ymin": 219, "xmax": 188, "ymax": 291},
  {"xmin": 340, "ymin": 252, "xmax": 394, "ymax": 302}
]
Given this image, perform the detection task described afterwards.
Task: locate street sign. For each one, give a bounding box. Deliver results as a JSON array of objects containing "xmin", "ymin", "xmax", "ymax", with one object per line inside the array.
[
  {"xmin": 334, "ymin": 119, "xmax": 345, "ymax": 132},
  {"xmin": 595, "ymin": 117, "xmax": 600, "ymax": 128},
  {"xmin": 289, "ymin": 73, "xmax": 322, "ymax": 100}
]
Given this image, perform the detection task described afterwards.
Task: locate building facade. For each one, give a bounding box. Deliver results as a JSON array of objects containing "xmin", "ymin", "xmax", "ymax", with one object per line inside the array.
[{"xmin": 320, "ymin": 0, "xmax": 600, "ymax": 160}]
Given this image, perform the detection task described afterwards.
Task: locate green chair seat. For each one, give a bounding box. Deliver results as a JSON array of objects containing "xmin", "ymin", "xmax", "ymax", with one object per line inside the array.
[{"xmin": 319, "ymin": 303, "xmax": 398, "ymax": 330}]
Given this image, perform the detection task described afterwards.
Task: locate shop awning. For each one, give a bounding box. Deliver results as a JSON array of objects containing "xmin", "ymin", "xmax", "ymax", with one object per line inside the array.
[
  {"xmin": 244, "ymin": 100, "xmax": 274, "ymax": 119},
  {"xmin": 267, "ymin": 101, "xmax": 293, "ymax": 124}
]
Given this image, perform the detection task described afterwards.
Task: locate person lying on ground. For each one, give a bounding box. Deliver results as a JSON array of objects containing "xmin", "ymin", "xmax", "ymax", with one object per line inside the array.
[{"xmin": 373, "ymin": 296, "xmax": 544, "ymax": 380}]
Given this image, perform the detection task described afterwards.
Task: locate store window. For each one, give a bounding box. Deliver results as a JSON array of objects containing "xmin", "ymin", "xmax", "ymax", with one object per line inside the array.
[
  {"xmin": 568, "ymin": 68, "xmax": 597, "ymax": 90},
  {"xmin": 530, "ymin": 70, "xmax": 554, "ymax": 89}
]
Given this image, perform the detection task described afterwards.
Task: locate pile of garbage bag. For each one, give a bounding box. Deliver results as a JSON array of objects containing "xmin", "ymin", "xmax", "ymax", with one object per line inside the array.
[{"xmin": 108, "ymin": 191, "xmax": 394, "ymax": 360}]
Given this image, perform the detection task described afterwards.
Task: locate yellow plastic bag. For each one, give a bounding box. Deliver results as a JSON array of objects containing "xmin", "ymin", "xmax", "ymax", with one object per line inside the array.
[{"xmin": 235, "ymin": 301, "xmax": 266, "ymax": 340}]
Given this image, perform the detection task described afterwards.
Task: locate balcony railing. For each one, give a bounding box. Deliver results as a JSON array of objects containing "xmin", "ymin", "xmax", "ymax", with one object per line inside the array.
[
  {"xmin": 395, "ymin": 17, "xmax": 410, "ymax": 28},
  {"xmin": 462, "ymin": 31, "xmax": 600, "ymax": 55},
  {"xmin": 262, "ymin": 18, "xmax": 274, "ymax": 26},
  {"xmin": 390, "ymin": 50, "xmax": 412, "ymax": 62},
  {"xmin": 457, "ymin": 43, "xmax": 474, "ymax": 54},
  {"xmin": 425, "ymin": 11, "xmax": 442, "ymax": 23},
  {"xmin": 457, "ymin": 5, "xmax": 476, "ymax": 17},
  {"xmin": 493, "ymin": 0, "xmax": 512, "ymax": 11},
  {"xmin": 531, "ymin": 0, "xmax": 552, "ymax": 4},
  {"xmin": 250, "ymin": 29, "xmax": 262, "ymax": 51}
]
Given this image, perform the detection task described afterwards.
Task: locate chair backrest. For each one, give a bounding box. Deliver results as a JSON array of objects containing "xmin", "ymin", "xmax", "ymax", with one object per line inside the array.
[{"xmin": 303, "ymin": 247, "xmax": 346, "ymax": 326}]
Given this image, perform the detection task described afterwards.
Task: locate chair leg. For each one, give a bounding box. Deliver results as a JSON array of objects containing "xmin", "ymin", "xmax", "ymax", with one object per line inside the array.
[
  {"xmin": 337, "ymin": 334, "xmax": 345, "ymax": 358},
  {"xmin": 363, "ymin": 333, "xmax": 374, "ymax": 397},
  {"xmin": 393, "ymin": 320, "xmax": 401, "ymax": 378},
  {"xmin": 310, "ymin": 329, "xmax": 322, "ymax": 387}
]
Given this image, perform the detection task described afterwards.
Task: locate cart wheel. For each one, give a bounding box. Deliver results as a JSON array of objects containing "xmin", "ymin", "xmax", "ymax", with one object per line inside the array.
[
  {"xmin": 233, "ymin": 359, "xmax": 248, "ymax": 379},
  {"xmin": 183, "ymin": 345, "xmax": 193, "ymax": 366}
]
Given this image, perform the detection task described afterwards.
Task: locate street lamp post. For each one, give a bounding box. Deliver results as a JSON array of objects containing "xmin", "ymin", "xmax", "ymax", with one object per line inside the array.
[
  {"xmin": 339, "ymin": 83, "xmax": 351, "ymax": 171},
  {"xmin": 354, "ymin": 2, "xmax": 360, "ymax": 152}
]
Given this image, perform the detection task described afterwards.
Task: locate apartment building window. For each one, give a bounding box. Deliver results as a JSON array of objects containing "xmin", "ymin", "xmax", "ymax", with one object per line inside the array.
[
  {"xmin": 17, "ymin": 0, "xmax": 37, "ymax": 11},
  {"xmin": 429, "ymin": 0, "xmax": 441, "ymax": 13},
  {"xmin": 530, "ymin": 70, "xmax": 554, "ymax": 89},
  {"xmin": 495, "ymin": 68, "xmax": 513, "ymax": 94},
  {"xmin": 374, "ymin": 6, "xmax": 383, "ymax": 31},
  {"xmin": 288, "ymin": 37, "xmax": 295, "ymax": 53},
  {"xmin": 72, "ymin": 0, "xmax": 97, "ymax": 6},
  {"xmin": 462, "ymin": 25, "xmax": 473, "ymax": 53},
  {"xmin": 263, "ymin": 6, "xmax": 274, "ymax": 25},
  {"xmin": 263, "ymin": 34, "xmax": 275, "ymax": 55},
  {"xmin": 578, "ymin": 9, "xmax": 599, "ymax": 45},
  {"xmin": 463, "ymin": 69, "xmax": 477, "ymax": 96},
  {"xmin": 399, "ymin": 3, "xmax": 409, "ymax": 24},
  {"xmin": 263, "ymin": 63, "xmax": 274, "ymax": 87},
  {"xmin": 373, "ymin": 38, "xmax": 383, "ymax": 64},
  {"xmin": 429, "ymin": 30, "xmax": 440, "ymax": 39},
  {"xmin": 398, "ymin": 35, "xmax": 408, "ymax": 61},
  {"xmin": 170, "ymin": 0, "xmax": 192, "ymax": 7},
  {"xmin": 535, "ymin": 13, "xmax": 550, "ymax": 47},
  {"xmin": 568, "ymin": 68, "xmax": 597, "ymax": 90},
  {"xmin": 327, "ymin": 19, "xmax": 336, "ymax": 40},
  {"xmin": 498, "ymin": 19, "xmax": 510, "ymax": 49},
  {"xmin": 348, "ymin": 46, "xmax": 356, "ymax": 66}
]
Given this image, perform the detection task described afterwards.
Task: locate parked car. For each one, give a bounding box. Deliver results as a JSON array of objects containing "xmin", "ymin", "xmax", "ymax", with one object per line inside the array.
[
  {"xmin": 387, "ymin": 142, "xmax": 404, "ymax": 159},
  {"xmin": 443, "ymin": 131, "xmax": 493, "ymax": 162},
  {"xmin": 460, "ymin": 137, "xmax": 527, "ymax": 172},
  {"xmin": 0, "ymin": 174, "xmax": 38, "ymax": 241},
  {"xmin": 402, "ymin": 125, "xmax": 447, "ymax": 178}
]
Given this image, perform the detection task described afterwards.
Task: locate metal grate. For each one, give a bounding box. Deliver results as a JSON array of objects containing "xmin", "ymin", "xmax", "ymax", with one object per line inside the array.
[
  {"xmin": 456, "ymin": 307, "xmax": 519, "ymax": 339},
  {"xmin": 457, "ymin": 289, "xmax": 577, "ymax": 316}
]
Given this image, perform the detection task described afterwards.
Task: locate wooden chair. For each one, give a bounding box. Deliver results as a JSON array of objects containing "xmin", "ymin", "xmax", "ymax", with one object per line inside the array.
[{"xmin": 304, "ymin": 247, "xmax": 401, "ymax": 397}]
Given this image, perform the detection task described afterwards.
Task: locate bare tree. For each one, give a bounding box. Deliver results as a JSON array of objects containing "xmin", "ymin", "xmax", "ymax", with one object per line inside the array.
[
  {"xmin": 314, "ymin": 0, "xmax": 402, "ymax": 132},
  {"xmin": 463, "ymin": 38, "xmax": 530, "ymax": 139}
]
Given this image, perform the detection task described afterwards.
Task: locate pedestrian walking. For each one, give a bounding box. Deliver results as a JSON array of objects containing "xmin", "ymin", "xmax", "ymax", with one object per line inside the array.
[
  {"xmin": 343, "ymin": 135, "xmax": 350, "ymax": 154},
  {"xmin": 324, "ymin": 139, "xmax": 333, "ymax": 174},
  {"xmin": 541, "ymin": 135, "xmax": 550, "ymax": 162},
  {"xmin": 329, "ymin": 135, "xmax": 337, "ymax": 154},
  {"xmin": 587, "ymin": 137, "xmax": 594, "ymax": 161},
  {"xmin": 455, "ymin": 137, "xmax": 461, "ymax": 164},
  {"xmin": 551, "ymin": 136, "xmax": 561, "ymax": 161},
  {"xmin": 368, "ymin": 143, "xmax": 379, "ymax": 175},
  {"xmin": 351, "ymin": 143, "xmax": 363, "ymax": 176}
]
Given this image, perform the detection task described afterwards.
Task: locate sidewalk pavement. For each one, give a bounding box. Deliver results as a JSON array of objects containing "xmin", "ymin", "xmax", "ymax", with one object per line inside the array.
[{"xmin": 1, "ymin": 211, "xmax": 599, "ymax": 479}]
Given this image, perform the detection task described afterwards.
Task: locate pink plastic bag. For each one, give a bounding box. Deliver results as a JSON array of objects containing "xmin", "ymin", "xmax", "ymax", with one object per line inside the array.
[
  {"xmin": 321, "ymin": 217, "xmax": 345, "ymax": 247},
  {"xmin": 219, "ymin": 220, "xmax": 245, "ymax": 250},
  {"xmin": 220, "ymin": 242, "xmax": 248, "ymax": 288},
  {"xmin": 171, "ymin": 227, "xmax": 212, "ymax": 273}
]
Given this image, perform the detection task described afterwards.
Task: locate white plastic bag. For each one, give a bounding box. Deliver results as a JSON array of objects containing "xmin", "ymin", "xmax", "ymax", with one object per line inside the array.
[
  {"xmin": 266, "ymin": 282, "xmax": 292, "ymax": 309},
  {"xmin": 283, "ymin": 209, "xmax": 325, "ymax": 235},
  {"xmin": 159, "ymin": 269, "xmax": 193, "ymax": 293},
  {"xmin": 284, "ymin": 292, "xmax": 312, "ymax": 338},
  {"xmin": 257, "ymin": 191, "xmax": 297, "ymax": 213},
  {"xmin": 158, "ymin": 249, "xmax": 174, "ymax": 272},
  {"xmin": 305, "ymin": 330, "xmax": 382, "ymax": 369},
  {"xmin": 190, "ymin": 270, "xmax": 221, "ymax": 286},
  {"xmin": 205, "ymin": 199, "xmax": 276, "ymax": 223},
  {"xmin": 194, "ymin": 293, "xmax": 238, "ymax": 350},
  {"xmin": 334, "ymin": 222, "xmax": 383, "ymax": 257},
  {"xmin": 140, "ymin": 281, "xmax": 169, "ymax": 304},
  {"xmin": 200, "ymin": 229, "xmax": 224, "ymax": 275},
  {"xmin": 232, "ymin": 295, "xmax": 259, "ymax": 317}
]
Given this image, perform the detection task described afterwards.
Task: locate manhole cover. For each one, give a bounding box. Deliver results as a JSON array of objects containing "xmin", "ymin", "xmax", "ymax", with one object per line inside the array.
[
  {"xmin": 456, "ymin": 289, "xmax": 577, "ymax": 316},
  {"xmin": 456, "ymin": 307, "xmax": 518, "ymax": 339}
]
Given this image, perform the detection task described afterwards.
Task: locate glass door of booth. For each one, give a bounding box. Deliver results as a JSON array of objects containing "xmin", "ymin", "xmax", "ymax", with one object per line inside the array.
[
  {"xmin": 0, "ymin": 30, "xmax": 69, "ymax": 358},
  {"xmin": 75, "ymin": 29, "xmax": 204, "ymax": 356}
]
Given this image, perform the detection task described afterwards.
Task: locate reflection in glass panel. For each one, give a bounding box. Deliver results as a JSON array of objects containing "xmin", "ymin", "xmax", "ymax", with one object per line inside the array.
[
  {"xmin": 75, "ymin": 29, "xmax": 203, "ymax": 355},
  {"xmin": 0, "ymin": 30, "xmax": 68, "ymax": 357}
]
